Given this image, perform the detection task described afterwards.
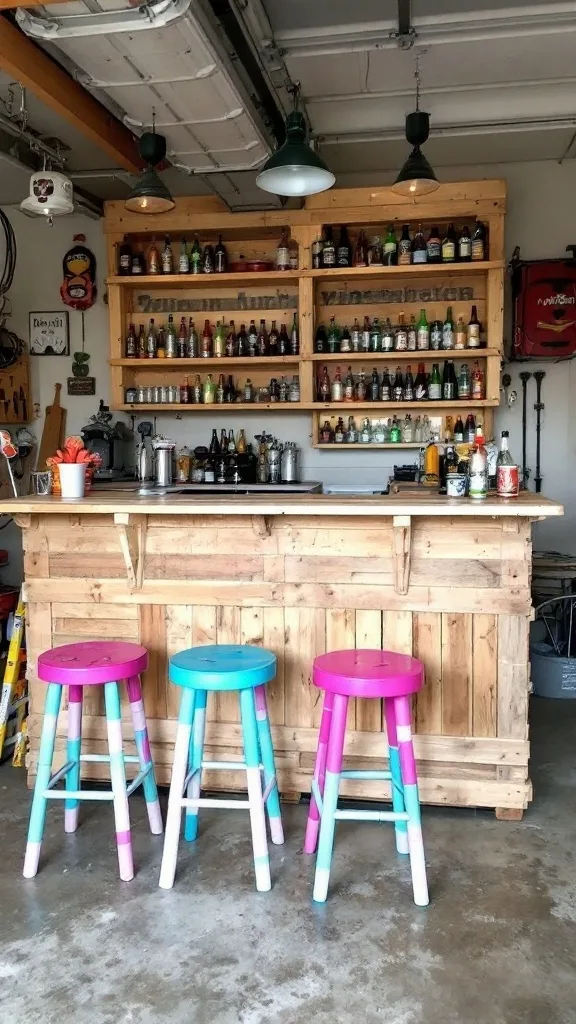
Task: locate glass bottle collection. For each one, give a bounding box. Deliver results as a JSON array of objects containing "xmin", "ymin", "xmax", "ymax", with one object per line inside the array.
[
  {"xmin": 312, "ymin": 222, "xmax": 488, "ymax": 269},
  {"xmin": 125, "ymin": 315, "xmax": 299, "ymax": 360},
  {"xmin": 319, "ymin": 410, "xmax": 481, "ymax": 447},
  {"xmin": 315, "ymin": 306, "xmax": 483, "ymax": 354},
  {"xmin": 117, "ymin": 231, "xmax": 298, "ymax": 276},
  {"xmin": 125, "ymin": 373, "xmax": 300, "ymax": 406},
  {"xmin": 316, "ymin": 360, "xmax": 486, "ymax": 404}
]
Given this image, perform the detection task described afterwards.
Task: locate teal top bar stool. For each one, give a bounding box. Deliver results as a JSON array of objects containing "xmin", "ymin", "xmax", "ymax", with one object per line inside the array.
[{"xmin": 159, "ymin": 644, "xmax": 284, "ymax": 893}]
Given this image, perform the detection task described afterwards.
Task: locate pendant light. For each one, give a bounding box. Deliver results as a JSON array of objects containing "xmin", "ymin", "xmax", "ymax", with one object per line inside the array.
[
  {"xmin": 392, "ymin": 55, "xmax": 439, "ymax": 197},
  {"xmin": 257, "ymin": 83, "xmax": 335, "ymax": 198},
  {"xmin": 125, "ymin": 123, "xmax": 175, "ymax": 214}
]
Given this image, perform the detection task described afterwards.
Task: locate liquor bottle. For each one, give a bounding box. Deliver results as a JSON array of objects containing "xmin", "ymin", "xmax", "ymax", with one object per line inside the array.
[
  {"xmin": 442, "ymin": 360, "xmax": 457, "ymax": 400},
  {"xmin": 147, "ymin": 237, "xmax": 160, "ymax": 275},
  {"xmin": 312, "ymin": 237, "xmax": 323, "ymax": 269},
  {"xmin": 165, "ymin": 314, "xmax": 178, "ymax": 358},
  {"xmin": 370, "ymin": 317, "xmax": 382, "ymax": 353},
  {"xmin": 202, "ymin": 244, "xmax": 215, "ymax": 274},
  {"xmin": 361, "ymin": 316, "xmax": 371, "ymax": 352},
  {"xmin": 203, "ymin": 374, "xmax": 216, "ymax": 404},
  {"xmin": 290, "ymin": 373, "xmax": 301, "ymax": 402},
  {"xmin": 137, "ymin": 324, "xmax": 146, "ymax": 358},
  {"xmin": 161, "ymin": 235, "xmax": 173, "ymax": 274},
  {"xmin": 346, "ymin": 415, "xmax": 358, "ymax": 443},
  {"xmin": 331, "ymin": 366, "xmax": 344, "ymax": 402},
  {"xmin": 457, "ymin": 362, "xmax": 471, "ymax": 399},
  {"xmin": 289, "ymin": 238, "xmax": 299, "ymax": 270},
  {"xmin": 458, "ymin": 225, "xmax": 471, "ymax": 262},
  {"xmin": 356, "ymin": 369, "xmax": 367, "ymax": 401},
  {"xmin": 408, "ymin": 315, "xmax": 417, "ymax": 351},
  {"xmin": 412, "ymin": 224, "xmax": 427, "ymax": 264},
  {"xmin": 179, "ymin": 375, "xmax": 190, "ymax": 404},
  {"xmin": 322, "ymin": 226, "xmax": 336, "ymax": 267},
  {"xmin": 213, "ymin": 321, "xmax": 226, "ymax": 358},
  {"xmin": 190, "ymin": 235, "xmax": 202, "ymax": 274},
  {"xmin": 334, "ymin": 417, "xmax": 345, "ymax": 443},
  {"xmin": 226, "ymin": 320, "xmax": 237, "ymax": 357},
  {"xmin": 469, "ymin": 430, "xmax": 488, "ymax": 499},
  {"xmin": 177, "ymin": 317, "xmax": 187, "ymax": 358},
  {"xmin": 318, "ymin": 365, "xmax": 331, "ymax": 402},
  {"xmin": 178, "ymin": 238, "xmax": 189, "ymax": 274},
  {"xmin": 224, "ymin": 374, "xmax": 236, "ymax": 403},
  {"xmin": 427, "ymin": 225, "xmax": 441, "ymax": 263},
  {"xmin": 215, "ymin": 234, "xmax": 228, "ymax": 273},
  {"xmin": 351, "ymin": 318, "xmax": 361, "ymax": 352},
  {"xmin": 192, "ymin": 374, "xmax": 202, "ymax": 404},
  {"xmin": 344, "ymin": 366, "xmax": 355, "ymax": 401},
  {"xmin": 279, "ymin": 376, "xmax": 289, "ymax": 402},
  {"xmin": 471, "ymin": 221, "xmax": 487, "ymax": 261},
  {"xmin": 243, "ymin": 378, "xmax": 254, "ymax": 402},
  {"xmin": 465, "ymin": 413, "xmax": 476, "ymax": 443},
  {"xmin": 187, "ymin": 319, "xmax": 198, "ymax": 358},
  {"xmin": 445, "ymin": 445, "xmax": 458, "ymax": 475},
  {"xmin": 156, "ymin": 326, "xmax": 166, "ymax": 359},
  {"xmin": 257, "ymin": 319, "xmax": 268, "ymax": 356},
  {"xmin": 369, "ymin": 235, "xmax": 383, "ymax": 266},
  {"xmin": 428, "ymin": 362, "xmax": 441, "ymax": 400},
  {"xmin": 354, "ymin": 230, "xmax": 368, "ymax": 267},
  {"xmin": 390, "ymin": 417, "xmax": 402, "ymax": 443},
  {"xmin": 268, "ymin": 320, "xmax": 279, "ymax": 356},
  {"xmin": 315, "ymin": 323, "xmax": 327, "ymax": 353},
  {"xmin": 219, "ymin": 429, "xmax": 228, "ymax": 454},
  {"xmin": 247, "ymin": 319, "xmax": 258, "ymax": 356},
  {"xmin": 125, "ymin": 323, "xmax": 136, "ymax": 358},
  {"xmin": 118, "ymin": 236, "xmax": 132, "ymax": 275},
  {"xmin": 327, "ymin": 315, "xmax": 340, "ymax": 354},
  {"xmin": 382, "ymin": 318, "xmax": 394, "ymax": 353},
  {"xmin": 290, "ymin": 313, "xmax": 299, "ymax": 355},
  {"xmin": 204, "ymin": 457, "xmax": 215, "ymax": 483},
  {"xmin": 340, "ymin": 324, "xmax": 352, "ymax": 353},
  {"xmin": 467, "ymin": 306, "xmax": 481, "ymax": 348},
  {"xmin": 320, "ymin": 420, "xmax": 334, "ymax": 443},
  {"xmin": 496, "ymin": 430, "xmax": 519, "ymax": 496},
  {"xmin": 131, "ymin": 244, "xmax": 146, "ymax": 275},
  {"xmin": 360, "ymin": 417, "xmax": 372, "ymax": 443},
  {"xmin": 417, "ymin": 308, "xmax": 430, "ymax": 350},
  {"xmin": 237, "ymin": 323, "xmax": 248, "ymax": 357},
  {"xmin": 277, "ymin": 322, "xmax": 289, "ymax": 355},
  {"xmin": 471, "ymin": 360, "xmax": 486, "ymax": 399},
  {"xmin": 454, "ymin": 416, "xmax": 464, "ymax": 443},
  {"xmin": 337, "ymin": 225, "xmax": 351, "ymax": 266},
  {"xmin": 397, "ymin": 224, "xmax": 412, "ymax": 265},
  {"xmin": 383, "ymin": 225, "xmax": 397, "ymax": 265},
  {"xmin": 394, "ymin": 313, "xmax": 408, "ymax": 352},
  {"xmin": 404, "ymin": 365, "xmax": 415, "ymax": 401},
  {"xmin": 430, "ymin": 319, "xmax": 443, "ymax": 351},
  {"xmin": 209, "ymin": 429, "xmax": 221, "ymax": 457},
  {"xmin": 392, "ymin": 367, "xmax": 404, "ymax": 401},
  {"xmin": 414, "ymin": 363, "xmax": 428, "ymax": 400},
  {"xmin": 236, "ymin": 429, "xmax": 247, "ymax": 454},
  {"xmin": 201, "ymin": 319, "xmax": 213, "ymax": 357},
  {"xmin": 442, "ymin": 307, "xmax": 455, "ymax": 350},
  {"xmin": 276, "ymin": 229, "xmax": 290, "ymax": 271},
  {"xmin": 370, "ymin": 368, "xmax": 380, "ymax": 401},
  {"xmin": 441, "ymin": 223, "xmax": 457, "ymax": 263},
  {"xmin": 146, "ymin": 318, "xmax": 157, "ymax": 358},
  {"xmin": 455, "ymin": 316, "xmax": 467, "ymax": 350},
  {"xmin": 380, "ymin": 370, "xmax": 391, "ymax": 401}
]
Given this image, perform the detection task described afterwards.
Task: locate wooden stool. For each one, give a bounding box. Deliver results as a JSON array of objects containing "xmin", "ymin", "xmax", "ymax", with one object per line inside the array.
[
  {"xmin": 304, "ymin": 649, "xmax": 429, "ymax": 907},
  {"xmin": 159, "ymin": 644, "xmax": 284, "ymax": 893},
  {"xmin": 23, "ymin": 641, "xmax": 162, "ymax": 882}
]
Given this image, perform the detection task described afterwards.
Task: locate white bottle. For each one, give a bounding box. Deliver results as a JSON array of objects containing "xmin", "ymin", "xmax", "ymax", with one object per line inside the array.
[{"xmin": 469, "ymin": 430, "xmax": 488, "ymax": 499}]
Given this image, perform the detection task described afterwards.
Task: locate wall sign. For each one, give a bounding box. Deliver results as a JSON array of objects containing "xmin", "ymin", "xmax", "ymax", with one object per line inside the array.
[
  {"xmin": 135, "ymin": 290, "xmax": 298, "ymax": 314},
  {"xmin": 319, "ymin": 286, "xmax": 475, "ymax": 306},
  {"xmin": 29, "ymin": 311, "xmax": 70, "ymax": 356}
]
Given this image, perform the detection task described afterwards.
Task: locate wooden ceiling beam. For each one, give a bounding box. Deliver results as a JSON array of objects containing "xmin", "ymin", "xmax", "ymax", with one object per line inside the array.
[
  {"xmin": 0, "ymin": 16, "xmax": 141, "ymax": 173},
  {"xmin": 0, "ymin": 0, "xmax": 73, "ymax": 8}
]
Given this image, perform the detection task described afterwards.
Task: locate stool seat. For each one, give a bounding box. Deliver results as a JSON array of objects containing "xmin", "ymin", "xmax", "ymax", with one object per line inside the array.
[
  {"xmin": 313, "ymin": 649, "xmax": 423, "ymax": 698},
  {"xmin": 38, "ymin": 641, "xmax": 148, "ymax": 686},
  {"xmin": 170, "ymin": 644, "xmax": 276, "ymax": 691}
]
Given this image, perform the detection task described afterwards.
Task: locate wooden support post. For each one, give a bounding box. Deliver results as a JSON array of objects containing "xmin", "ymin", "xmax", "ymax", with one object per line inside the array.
[
  {"xmin": 495, "ymin": 807, "xmax": 524, "ymax": 821},
  {"xmin": 114, "ymin": 512, "xmax": 147, "ymax": 589},
  {"xmin": 392, "ymin": 515, "xmax": 412, "ymax": 595}
]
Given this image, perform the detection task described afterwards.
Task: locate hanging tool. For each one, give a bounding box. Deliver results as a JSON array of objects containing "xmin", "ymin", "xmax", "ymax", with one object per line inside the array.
[
  {"xmin": 534, "ymin": 370, "xmax": 546, "ymax": 493},
  {"xmin": 519, "ymin": 371, "xmax": 532, "ymax": 488},
  {"xmin": 0, "ymin": 429, "xmax": 19, "ymax": 496},
  {"xmin": 37, "ymin": 383, "xmax": 66, "ymax": 470}
]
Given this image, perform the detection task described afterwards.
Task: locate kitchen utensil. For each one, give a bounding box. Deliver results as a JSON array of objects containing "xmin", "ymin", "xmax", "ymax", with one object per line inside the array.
[
  {"xmin": 37, "ymin": 383, "xmax": 65, "ymax": 470},
  {"xmin": 30, "ymin": 470, "xmax": 52, "ymax": 495},
  {"xmin": 280, "ymin": 442, "xmax": 301, "ymax": 483},
  {"xmin": 155, "ymin": 447, "xmax": 174, "ymax": 487}
]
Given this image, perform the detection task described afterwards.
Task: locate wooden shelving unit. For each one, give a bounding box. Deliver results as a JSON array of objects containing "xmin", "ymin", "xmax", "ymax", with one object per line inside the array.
[{"xmin": 104, "ymin": 180, "xmax": 505, "ymax": 442}]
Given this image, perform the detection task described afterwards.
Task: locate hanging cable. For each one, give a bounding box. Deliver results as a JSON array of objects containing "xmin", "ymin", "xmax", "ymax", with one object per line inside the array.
[{"xmin": 0, "ymin": 209, "xmax": 16, "ymax": 300}]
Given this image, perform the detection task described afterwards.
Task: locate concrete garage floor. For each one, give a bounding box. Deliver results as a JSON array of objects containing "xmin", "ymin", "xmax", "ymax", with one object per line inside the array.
[{"xmin": 1, "ymin": 700, "xmax": 575, "ymax": 1024}]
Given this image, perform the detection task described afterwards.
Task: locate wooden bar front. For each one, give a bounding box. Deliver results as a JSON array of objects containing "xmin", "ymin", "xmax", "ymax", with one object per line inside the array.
[{"xmin": 12, "ymin": 491, "xmax": 562, "ymax": 819}]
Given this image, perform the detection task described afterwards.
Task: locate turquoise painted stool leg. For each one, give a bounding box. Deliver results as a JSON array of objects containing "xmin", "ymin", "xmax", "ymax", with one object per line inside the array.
[
  {"xmin": 240, "ymin": 687, "xmax": 271, "ymax": 892},
  {"xmin": 159, "ymin": 687, "xmax": 196, "ymax": 889},
  {"xmin": 184, "ymin": 688, "xmax": 207, "ymax": 842},
  {"xmin": 384, "ymin": 697, "xmax": 409, "ymax": 855},
  {"xmin": 313, "ymin": 692, "xmax": 349, "ymax": 903},
  {"xmin": 126, "ymin": 676, "xmax": 163, "ymax": 836},
  {"xmin": 254, "ymin": 684, "xmax": 284, "ymax": 846},
  {"xmin": 23, "ymin": 683, "xmax": 62, "ymax": 878},
  {"xmin": 395, "ymin": 695, "xmax": 429, "ymax": 907},
  {"xmin": 64, "ymin": 684, "xmax": 83, "ymax": 834},
  {"xmin": 304, "ymin": 689, "xmax": 335, "ymax": 855},
  {"xmin": 104, "ymin": 682, "xmax": 134, "ymax": 882}
]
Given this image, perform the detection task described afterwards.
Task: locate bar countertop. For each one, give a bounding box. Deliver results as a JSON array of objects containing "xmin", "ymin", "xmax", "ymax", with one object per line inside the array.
[{"xmin": 0, "ymin": 490, "xmax": 563, "ymax": 518}]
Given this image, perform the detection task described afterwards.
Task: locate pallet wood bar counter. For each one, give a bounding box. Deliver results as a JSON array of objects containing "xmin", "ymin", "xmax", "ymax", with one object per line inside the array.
[{"xmin": 5, "ymin": 490, "xmax": 562, "ymax": 819}]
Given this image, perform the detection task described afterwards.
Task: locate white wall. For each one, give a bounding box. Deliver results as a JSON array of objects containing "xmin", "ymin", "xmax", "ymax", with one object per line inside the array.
[{"xmin": 1, "ymin": 157, "xmax": 575, "ymax": 583}]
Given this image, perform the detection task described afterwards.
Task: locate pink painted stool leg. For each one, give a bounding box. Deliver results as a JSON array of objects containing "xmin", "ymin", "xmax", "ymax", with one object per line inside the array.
[
  {"xmin": 304, "ymin": 690, "xmax": 334, "ymax": 855},
  {"xmin": 127, "ymin": 676, "xmax": 163, "ymax": 835},
  {"xmin": 312, "ymin": 692, "xmax": 348, "ymax": 903},
  {"xmin": 395, "ymin": 695, "xmax": 429, "ymax": 907},
  {"xmin": 64, "ymin": 684, "xmax": 83, "ymax": 834},
  {"xmin": 103, "ymin": 681, "xmax": 134, "ymax": 882},
  {"xmin": 383, "ymin": 697, "xmax": 409, "ymax": 855}
]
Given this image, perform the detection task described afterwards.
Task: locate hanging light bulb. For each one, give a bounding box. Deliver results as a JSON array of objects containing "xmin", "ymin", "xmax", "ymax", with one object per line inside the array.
[
  {"xmin": 392, "ymin": 55, "xmax": 439, "ymax": 197},
  {"xmin": 125, "ymin": 121, "xmax": 175, "ymax": 214},
  {"xmin": 257, "ymin": 83, "xmax": 335, "ymax": 198}
]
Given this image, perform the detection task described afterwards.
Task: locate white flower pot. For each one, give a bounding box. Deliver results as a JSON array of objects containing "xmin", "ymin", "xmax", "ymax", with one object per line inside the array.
[{"xmin": 58, "ymin": 463, "xmax": 86, "ymax": 499}]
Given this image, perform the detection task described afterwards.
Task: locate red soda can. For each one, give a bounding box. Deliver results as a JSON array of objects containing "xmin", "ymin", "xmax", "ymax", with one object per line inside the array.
[{"xmin": 497, "ymin": 464, "xmax": 519, "ymax": 496}]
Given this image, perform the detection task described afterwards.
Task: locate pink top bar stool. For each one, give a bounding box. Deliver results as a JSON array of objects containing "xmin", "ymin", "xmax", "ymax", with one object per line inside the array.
[
  {"xmin": 23, "ymin": 641, "xmax": 163, "ymax": 882},
  {"xmin": 304, "ymin": 649, "xmax": 429, "ymax": 907}
]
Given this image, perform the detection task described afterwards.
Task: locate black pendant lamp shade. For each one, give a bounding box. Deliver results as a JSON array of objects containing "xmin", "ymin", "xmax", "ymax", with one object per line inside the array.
[
  {"xmin": 125, "ymin": 130, "xmax": 175, "ymax": 214},
  {"xmin": 257, "ymin": 95, "xmax": 335, "ymax": 197},
  {"xmin": 392, "ymin": 70, "xmax": 440, "ymax": 196}
]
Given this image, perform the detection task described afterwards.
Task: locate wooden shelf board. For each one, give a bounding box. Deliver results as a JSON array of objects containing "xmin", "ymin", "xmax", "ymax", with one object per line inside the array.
[
  {"xmin": 116, "ymin": 402, "xmax": 310, "ymax": 412},
  {"xmin": 313, "ymin": 400, "xmax": 496, "ymax": 411},
  {"xmin": 107, "ymin": 271, "xmax": 301, "ymax": 288},
  {"xmin": 308, "ymin": 261, "xmax": 504, "ymax": 279},
  {"xmin": 313, "ymin": 442, "xmax": 425, "ymax": 449},
  {"xmin": 310, "ymin": 349, "xmax": 500, "ymax": 362},
  {"xmin": 111, "ymin": 356, "xmax": 301, "ymax": 368}
]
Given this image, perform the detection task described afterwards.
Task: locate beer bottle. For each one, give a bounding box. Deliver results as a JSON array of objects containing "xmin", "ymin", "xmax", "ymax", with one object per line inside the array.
[
  {"xmin": 346, "ymin": 415, "xmax": 358, "ymax": 443},
  {"xmin": 320, "ymin": 420, "xmax": 334, "ymax": 443},
  {"xmin": 290, "ymin": 313, "xmax": 299, "ymax": 355},
  {"xmin": 276, "ymin": 229, "xmax": 290, "ymax": 271},
  {"xmin": 356, "ymin": 369, "xmax": 367, "ymax": 402},
  {"xmin": 190, "ymin": 235, "xmax": 202, "ymax": 274},
  {"xmin": 370, "ymin": 317, "xmax": 382, "ymax": 353},
  {"xmin": 351, "ymin": 317, "xmax": 361, "ymax": 352},
  {"xmin": 370, "ymin": 368, "xmax": 380, "ymax": 401},
  {"xmin": 227, "ymin": 429, "xmax": 236, "ymax": 453},
  {"xmin": 215, "ymin": 234, "xmax": 228, "ymax": 273},
  {"xmin": 354, "ymin": 230, "xmax": 368, "ymax": 267},
  {"xmin": 430, "ymin": 319, "xmax": 443, "ymax": 351},
  {"xmin": 412, "ymin": 223, "xmax": 427, "ymax": 264},
  {"xmin": 442, "ymin": 306, "xmax": 455, "ymax": 350},
  {"xmin": 131, "ymin": 244, "xmax": 146, "ymax": 276},
  {"xmin": 224, "ymin": 374, "xmax": 236, "ymax": 403},
  {"xmin": 247, "ymin": 319, "xmax": 258, "ymax": 356},
  {"xmin": 236, "ymin": 429, "xmax": 247, "ymax": 454},
  {"xmin": 397, "ymin": 224, "xmax": 412, "ymax": 265},
  {"xmin": 471, "ymin": 221, "xmax": 487, "ymax": 261},
  {"xmin": 268, "ymin": 320, "xmax": 279, "ymax": 356},
  {"xmin": 337, "ymin": 225, "xmax": 351, "ymax": 267},
  {"xmin": 471, "ymin": 360, "xmax": 486, "ymax": 399},
  {"xmin": 442, "ymin": 359, "xmax": 457, "ymax": 400},
  {"xmin": 441, "ymin": 223, "xmax": 457, "ymax": 263},
  {"xmin": 340, "ymin": 324, "xmax": 352, "ymax": 353},
  {"xmin": 334, "ymin": 417, "xmax": 345, "ymax": 443},
  {"xmin": 327, "ymin": 316, "xmax": 340, "ymax": 353},
  {"xmin": 125, "ymin": 323, "xmax": 136, "ymax": 358},
  {"xmin": 118, "ymin": 236, "xmax": 132, "ymax": 275},
  {"xmin": 187, "ymin": 319, "xmax": 199, "ymax": 358},
  {"xmin": 321, "ymin": 226, "xmax": 336, "ymax": 267},
  {"xmin": 318, "ymin": 365, "xmax": 331, "ymax": 402},
  {"xmin": 404, "ymin": 365, "xmax": 415, "ymax": 401},
  {"xmin": 219, "ymin": 428, "xmax": 228, "ymax": 452},
  {"xmin": 177, "ymin": 317, "xmax": 187, "ymax": 358},
  {"xmin": 414, "ymin": 363, "xmax": 428, "ymax": 400},
  {"xmin": 454, "ymin": 416, "xmax": 465, "ymax": 443},
  {"xmin": 394, "ymin": 313, "xmax": 408, "ymax": 351},
  {"xmin": 257, "ymin": 319, "xmax": 268, "ymax": 356},
  {"xmin": 178, "ymin": 238, "xmax": 189, "ymax": 274},
  {"xmin": 226, "ymin": 320, "xmax": 237, "ymax": 357},
  {"xmin": 202, "ymin": 244, "xmax": 215, "ymax": 274},
  {"xmin": 179, "ymin": 375, "xmax": 190, "ymax": 404},
  {"xmin": 146, "ymin": 318, "xmax": 157, "ymax": 358},
  {"xmin": 209, "ymin": 429, "xmax": 221, "ymax": 457},
  {"xmin": 465, "ymin": 413, "xmax": 476, "ymax": 443},
  {"xmin": 426, "ymin": 225, "xmax": 441, "ymax": 263},
  {"xmin": 361, "ymin": 316, "xmax": 371, "ymax": 352},
  {"xmin": 344, "ymin": 366, "xmax": 355, "ymax": 401},
  {"xmin": 467, "ymin": 305, "xmax": 481, "ymax": 348},
  {"xmin": 315, "ymin": 323, "xmax": 327, "ymax": 353},
  {"xmin": 216, "ymin": 375, "xmax": 226, "ymax": 404},
  {"xmin": 161, "ymin": 235, "xmax": 173, "ymax": 274},
  {"xmin": 392, "ymin": 367, "xmax": 404, "ymax": 402},
  {"xmin": 192, "ymin": 374, "xmax": 202, "ymax": 404},
  {"xmin": 417, "ymin": 308, "xmax": 430, "ymax": 350},
  {"xmin": 213, "ymin": 321, "xmax": 226, "ymax": 358},
  {"xmin": 383, "ymin": 225, "xmax": 397, "ymax": 265},
  {"xmin": 146, "ymin": 237, "xmax": 160, "ymax": 275},
  {"xmin": 428, "ymin": 362, "xmax": 441, "ymax": 400},
  {"xmin": 137, "ymin": 324, "xmax": 146, "ymax": 358},
  {"xmin": 455, "ymin": 316, "xmax": 467, "ymax": 350},
  {"xmin": 408, "ymin": 314, "xmax": 417, "ymax": 351},
  {"xmin": 458, "ymin": 225, "xmax": 471, "ymax": 262},
  {"xmin": 380, "ymin": 370, "xmax": 391, "ymax": 401},
  {"xmin": 201, "ymin": 319, "xmax": 213, "ymax": 357},
  {"xmin": 278, "ymin": 322, "xmax": 289, "ymax": 355},
  {"xmin": 331, "ymin": 366, "xmax": 344, "ymax": 402},
  {"xmin": 457, "ymin": 362, "xmax": 471, "ymax": 399},
  {"xmin": 237, "ymin": 324, "xmax": 248, "ymax": 357}
]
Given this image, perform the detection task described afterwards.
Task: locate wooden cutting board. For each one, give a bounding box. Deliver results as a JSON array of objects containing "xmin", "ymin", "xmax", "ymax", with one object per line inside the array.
[{"xmin": 37, "ymin": 383, "xmax": 66, "ymax": 469}]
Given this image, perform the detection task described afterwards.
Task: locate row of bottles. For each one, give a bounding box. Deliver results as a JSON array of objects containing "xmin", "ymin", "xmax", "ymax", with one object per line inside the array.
[
  {"xmin": 125, "ymin": 373, "xmax": 300, "ymax": 406},
  {"xmin": 172, "ymin": 430, "xmax": 299, "ymax": 486},
  {"xmin": 315, "ymin": 307, "xmax": 483, "ymax": 354},
  {"xmin": 316, "ymin": 361, "xmax": 486, "ymax": 403},
  {"xmin": 126, "ymin": 315, "xmax": 299, "ymax": 359},
  {"xmin": 313, "ymin": 222, "xmax": 488, "ymax": 269},
  {"xmin": 319, "ymin": 412, "xmax": 481, "ymax": 446},
  {"xmin": 118, "ymin": 231, "xmax": 298, "ymax": 276}
]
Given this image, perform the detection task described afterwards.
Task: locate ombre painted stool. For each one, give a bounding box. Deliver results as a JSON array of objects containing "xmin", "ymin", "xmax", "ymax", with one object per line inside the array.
[
  {"xmin": 159, "ymin": 644, "xmax": 284, "ymax": 893},
  {"xmin": 23, "ymin": 641, "xmax": 163, "ymax": 882},
  {"xmin": 304, "ymin": 649, "xmax": 429, "ymax": 907}
]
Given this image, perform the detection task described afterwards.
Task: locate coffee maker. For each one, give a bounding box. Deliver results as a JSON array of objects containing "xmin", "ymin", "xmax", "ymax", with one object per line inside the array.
[{"xmin": 81, "ymin": 401, "xmax": 133, "ymax": 479}]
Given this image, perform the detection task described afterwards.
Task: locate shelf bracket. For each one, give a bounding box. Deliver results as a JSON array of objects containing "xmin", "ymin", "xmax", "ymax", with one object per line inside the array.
[
  {"xmin": 114, "ymin": 512, "xmax": 147, "ymax": 590},
  {"xmin": 393, "ymin": 515, "xmax": 412, "ymax": 595}
]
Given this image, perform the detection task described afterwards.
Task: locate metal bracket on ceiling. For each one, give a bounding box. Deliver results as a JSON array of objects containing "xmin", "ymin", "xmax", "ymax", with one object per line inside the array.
[{"xmin": 390, "ymin": 0, "xmax": 417, "ymax": 50}]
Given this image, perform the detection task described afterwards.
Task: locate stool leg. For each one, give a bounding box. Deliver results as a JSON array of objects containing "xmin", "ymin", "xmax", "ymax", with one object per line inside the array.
[
  {"xmin": 240, "ymin": 687, "xmax": 271, "ymax": 892},
  {"xmin": 313, "ymin": 692, "xmax": 348, "ymax": 903},
  {"xmin": 104, "ymin": 682, "xmax": 134, "ymax": 882},
  {"xmin": 126, "ymin": 675, "xmax": 163, "ymax": 836},
  {"xmin": 23, "ymin": 683, "xmax": 62, "ymax": 878},
  {"xmin": 304, "ymin": 690, "xmax": 334, "ymax": 855},
  {"xmin": 159, "ymin": 688, "xmax": 196, "ymax": 889},
  {"xmin": 254, "ymin": 684, "xmax": 284, "ymax": 846},
  {"xmin": 384, "ymin": 697, "xmax": 409, "ymax": 855},
  {"xmin": 64, "ymin": 684, "xmax": 83, "ymax": 834},
  {"xmin": 184, "ymin": 688, "xmax": 207, "ymax": 842},
  {"xmin": 395, "ymin": 695, "xmax": 429, "ymax": 907}
]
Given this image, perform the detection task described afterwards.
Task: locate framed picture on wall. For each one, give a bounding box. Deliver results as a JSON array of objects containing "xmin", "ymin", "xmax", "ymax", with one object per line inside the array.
[{"xmin": 29, "ymin": 311, "xmax": 70, "ymax": 356}]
